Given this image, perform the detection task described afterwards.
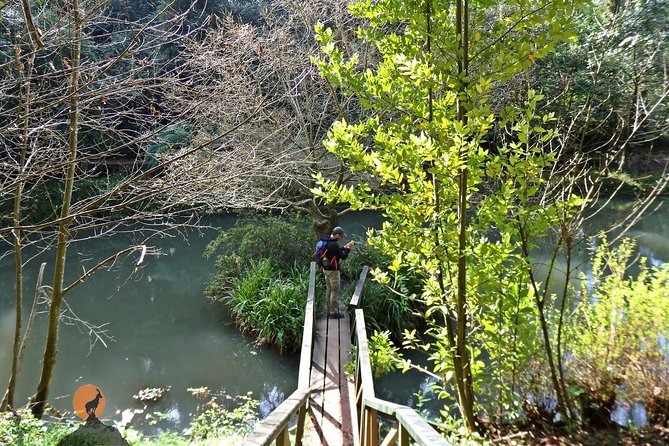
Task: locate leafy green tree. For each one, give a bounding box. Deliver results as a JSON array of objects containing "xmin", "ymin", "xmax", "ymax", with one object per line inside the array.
[{"xmin": 314, "ymin": 0, "xmax": 584, "ymax": 430}]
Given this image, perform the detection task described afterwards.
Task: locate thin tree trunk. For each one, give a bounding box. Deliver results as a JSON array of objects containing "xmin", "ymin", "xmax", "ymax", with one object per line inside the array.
[
  {"xmin": 1, "ymin": 50, "xmax": 34, "ymax": 412},
  {"xmin": 30, "ymin": 1, "xmax": 81, "ymax": 418},
  {"xmin": 454, "ymin": 0, "xmax": 476, "ymax": 430},
  {"xmin": 424, "ymin": 0, "xmax": 467, "ymax": 424},
  {"xmin": 518, "ymin": 223, "xmax": 568, "ymax": 417},
  {"xmin": 556, "ymin": 231, "xmax": 574, "ymax": 418}
]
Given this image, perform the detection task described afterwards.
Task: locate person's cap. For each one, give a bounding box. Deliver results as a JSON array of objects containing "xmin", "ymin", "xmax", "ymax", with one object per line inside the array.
[{"xmin": 332, "ymin": 226, "xmax": 345, "ymax": 236}]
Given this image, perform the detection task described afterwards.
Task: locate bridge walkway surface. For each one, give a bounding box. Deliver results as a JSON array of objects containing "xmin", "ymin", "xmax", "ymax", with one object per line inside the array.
[{"xmin": 305, "ymin": 310, "xmax": 356, "ymax": 446}]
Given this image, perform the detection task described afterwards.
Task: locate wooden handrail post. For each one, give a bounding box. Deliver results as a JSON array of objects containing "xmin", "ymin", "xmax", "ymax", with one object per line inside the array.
[
  {"xmin": 355, "ymin": 309, "xmax": 375, "ymax": 398},
  {"xmin": 295, "ymin": 404, "xmax": 306, "ymax": 446},
  {"xmin": 349, "ymin": 265, "xmax": 369, "ymax": 307},
  {"xmin": 367, "ymin": 408, "xmax": 379, "ymax": 446},
  {"xmin": 297, "ymin": 262, "xmax": 316, "ymax": 390},
  {"xmin": 275, "ymin": 426, "xmax": 289, "ymax": 446},
  {"xmin": 398, "ymin": 423, "xmax": 410, "ymax": 446}
]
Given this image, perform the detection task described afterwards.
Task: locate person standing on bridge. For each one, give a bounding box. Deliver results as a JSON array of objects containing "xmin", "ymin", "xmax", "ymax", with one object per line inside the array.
[{"xmin": 314, "ymin": 226, "xmax": 354, "ymax": 318}]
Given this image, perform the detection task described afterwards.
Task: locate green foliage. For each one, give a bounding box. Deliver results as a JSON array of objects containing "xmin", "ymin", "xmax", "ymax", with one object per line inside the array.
[
  {"xmin": 123, "ymin": 429, "xmax": 191, "ymax": 446},
  {"xmin": 435, "ymin": 411, "xmax": 493, "ymax": 445},
  {"xmin": 533, "ymin": 0, "xmax": 669, "ymax": 157},
  {"xmin": 342, "ymin": 236, "xmax": 419, "ymax": 337},
  {"xmin": 204, "ymin": 214, "xmax": 314, "ymax": 298},
  {"xmin": 352, "ymin": 279, "xmax": 415, "ymax": 337},
  {"xmin": 314, "ymin": 0, "xmax": 585, "ymax": 425},
  {"xmin": 339, "ymin": 235, "xmax": 391, "ymax": 282},
  {"xmin": 0, "ymin": 410, "xmax": 75, "ymax": 446},
  {"xmin": 368, "ymin": 330, "xmax": 401, "ymax": 378},
  {"xmin": 567, "ymin": 236, "xmax": 669, "ymax": 422},
  {"xmin": 222, "ymin": 260, "xmax": 313, "ymax": 352},
  {"xmin": 187, "ymin": 392, "xmax": 259, "ymax": 442},
  {"xmin": 204, "ymin": 214, "xmax": 320, "ymax": 352},
  {"xmin": 144, "ymin": 124, "xmax": 192, "ymax": 168}
]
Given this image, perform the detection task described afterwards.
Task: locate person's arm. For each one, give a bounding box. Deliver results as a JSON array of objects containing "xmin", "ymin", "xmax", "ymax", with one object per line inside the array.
[{"xmin": 337, "ymin": 241, "xmax": 353, "ymax": 259}]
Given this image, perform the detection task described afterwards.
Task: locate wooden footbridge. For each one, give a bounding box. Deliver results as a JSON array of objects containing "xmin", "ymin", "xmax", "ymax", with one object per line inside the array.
[{"xmin": 246, "ymin": 263, "xmax": 450, "ymax": 446}]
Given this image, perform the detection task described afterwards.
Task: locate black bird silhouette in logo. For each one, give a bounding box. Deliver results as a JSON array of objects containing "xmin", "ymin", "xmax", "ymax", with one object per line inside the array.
[{"xmin": 84, "ymin": 388, "xmax": 103, "ymax": 419}]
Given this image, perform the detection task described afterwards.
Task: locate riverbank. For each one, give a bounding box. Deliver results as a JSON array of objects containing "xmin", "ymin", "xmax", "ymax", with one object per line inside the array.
[{"xmin": 491, "ymin": 422, "xmax": 669, "ymax": 445}]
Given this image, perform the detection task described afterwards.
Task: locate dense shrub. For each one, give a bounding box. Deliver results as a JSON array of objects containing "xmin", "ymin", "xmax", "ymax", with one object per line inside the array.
[
  {"xmin": 339, "ymin": 235, "xmax": 392, "ymax": 282},
  {"xmin": 349, "ymin": 280, "xmax": 415, "ymax": 337},
  {"xmin": 204, "ymin": 214, "xmax": 314, "ymax": 299},
  {"xmin": 342, "ymin": 236, "xmax": 420, "ymax": 337},
  {"xmin": 0, "ymin": 411, "xmax": 74, "ymax": 446}
]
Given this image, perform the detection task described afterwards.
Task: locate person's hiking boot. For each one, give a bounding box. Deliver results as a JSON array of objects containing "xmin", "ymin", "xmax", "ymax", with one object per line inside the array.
[{"xmin": 330, "ymin": 312, "xmax": 344, "ymax": 319}]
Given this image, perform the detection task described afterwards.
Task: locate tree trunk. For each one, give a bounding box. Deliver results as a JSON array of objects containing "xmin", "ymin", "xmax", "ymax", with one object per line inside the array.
[
  {"xmin": 30, "ymin": 1, "xmax": 81, "ymax": 418},
  {"xmin": 310, "ymin": 201, "xmax": 339, "ymax": 239},
  {"xmin": 425, "ymin": 0, "xmax": 467, "ymax": 428},
  {"xmin": 1, "ymin": 50, "xmax": 33, "ymax": 412},
  {"xmin": 556, "ymin": 231, "xmax": 574, "ymax": 418},
  {"xmin": 519, "ymin": 223, "xmax": 569, "ymax": 417},
  {"xmin": 454, "ymin": 0, "xmax": 476, "ymax": 431}
]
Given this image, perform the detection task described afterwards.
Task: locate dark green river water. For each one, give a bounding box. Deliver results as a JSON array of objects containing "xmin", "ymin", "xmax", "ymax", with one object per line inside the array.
[{"xmin": 0, "ymin": 200, "xmax": 666, "ymax": 431}]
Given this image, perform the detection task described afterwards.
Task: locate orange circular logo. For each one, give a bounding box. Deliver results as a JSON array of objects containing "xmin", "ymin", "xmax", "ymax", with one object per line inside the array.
[{"xmin": 72, "ymin": 384, "xmax": 106, "ymax": 420}]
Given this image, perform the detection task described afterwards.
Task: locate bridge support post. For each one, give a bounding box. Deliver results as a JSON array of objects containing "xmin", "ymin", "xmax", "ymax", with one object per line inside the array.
[
  {"xmin": 275, "ymin": 426, "xmax": 290, "ymax": 446},
  {"xmin": 294, "ymin": 404, "xmax": 306, "ymax": 446},
  {"xmin": 365, "ymin": 407, "xmax": 379, "ymax": 446},
  {"xmin": 398, "ymin": 423, "xmax": 410, "ymax": 446}
]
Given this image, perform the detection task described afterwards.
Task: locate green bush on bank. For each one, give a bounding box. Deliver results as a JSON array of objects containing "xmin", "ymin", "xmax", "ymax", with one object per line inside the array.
[
  {"xmin": 204, "ymin": 215, "xmax": 320, "ymax": 351},
  {"xmin": 204, "ymin": 214, "xmax": 314, "ymax": 295},
  {"xmin": 567, "ymin": 236, "xmax": 669, "ymax": 425},
  {"xmin": 342, "ymin": 236, "xmax": 420, "ymax": 337},
  {"xmin": 204, "ymin": 215, "xmax": 420, "ymax": 349}
]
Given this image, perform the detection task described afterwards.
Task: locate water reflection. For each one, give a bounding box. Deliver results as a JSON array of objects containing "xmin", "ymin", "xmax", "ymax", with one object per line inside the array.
[
  {"xmin": 0, "ymin": 215, "xmax": 299, "ymax": 434},
  {"xmin": 611, "ymin": 402, "xmax": 649, "ymax": 428},
  {"xmin": 0, "ymin": 202, "xmax": 666, "ymax": 432}
]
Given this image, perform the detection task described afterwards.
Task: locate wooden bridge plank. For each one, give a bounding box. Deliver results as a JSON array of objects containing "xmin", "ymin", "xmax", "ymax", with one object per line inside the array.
[
  {"xmin": 307, "ymin": 315, "xmax": 328, "ymax": 445},
  {"xmin": 306, "ymin": 310, "xmax": 356, "ymax": 446},
  {"xmin": 321, "ymin": 315, "xmax": 344, "ymax": 445}
]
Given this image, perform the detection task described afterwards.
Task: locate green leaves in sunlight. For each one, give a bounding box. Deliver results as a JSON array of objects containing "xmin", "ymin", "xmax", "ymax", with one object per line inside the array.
[{"xmin": 312, "ymin": 0, "xmax": 588, "ymax": 432}]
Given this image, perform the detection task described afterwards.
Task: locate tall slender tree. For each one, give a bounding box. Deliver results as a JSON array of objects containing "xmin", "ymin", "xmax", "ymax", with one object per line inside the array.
[{"xmin": 315, "ymin": 0, "xmax": 583, "ymax": 430}]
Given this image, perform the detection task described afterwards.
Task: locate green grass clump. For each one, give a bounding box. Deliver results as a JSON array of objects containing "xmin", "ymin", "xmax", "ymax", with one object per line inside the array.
[
  {"xmin": 352, "ymin": 280, "xmax": 415, "ymax": 337},
  {"xmin": 225, "ymin": 260, "xmax": 314, "ymax": 352}
]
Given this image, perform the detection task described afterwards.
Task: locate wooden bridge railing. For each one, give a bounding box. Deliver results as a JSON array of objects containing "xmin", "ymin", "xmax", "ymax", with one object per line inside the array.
[
  {"xmin": 350, "ymin": 268, "xmax": 451, "ymax": 446},
  {"xmin": 246, "ymin": 263, "xmax": 450, "ymax": 446},
  {"xmin": 245, "ymin": 262, "xmax": 316, "ymax": 446}
]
